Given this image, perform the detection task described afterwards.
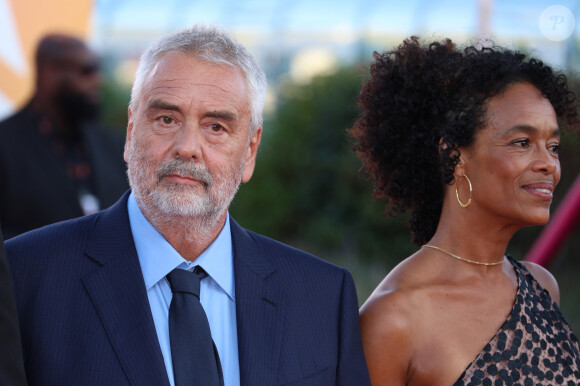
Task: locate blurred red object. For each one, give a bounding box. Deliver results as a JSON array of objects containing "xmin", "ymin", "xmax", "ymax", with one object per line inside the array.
[{"xmin": 525, "ymin": 174, "xmax": 580, "ymax": 267}]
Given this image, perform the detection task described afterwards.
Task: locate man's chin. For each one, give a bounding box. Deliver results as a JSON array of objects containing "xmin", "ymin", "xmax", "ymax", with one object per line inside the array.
[{"xmin": 152, "ymin": 194, "xmax": 209, "ymax": 217}]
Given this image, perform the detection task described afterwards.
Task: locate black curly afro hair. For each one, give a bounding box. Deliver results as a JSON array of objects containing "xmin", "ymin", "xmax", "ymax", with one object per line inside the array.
[{"xmin": 350, "ymin": 36, "xmax": 579, "ymax": 246}]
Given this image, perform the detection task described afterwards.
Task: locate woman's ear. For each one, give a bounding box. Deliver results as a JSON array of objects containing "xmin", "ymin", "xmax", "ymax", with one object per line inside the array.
[
  {"xmin": 439, "ymin": 138, "xmax": 467, "ymax": 179},
  {"xmin": 437, "ymin": 137, "xmax": 447, "ymax": 155},
  {"xmin": 438, "ymin": 137, "xmax": 460, "ymax": 157},
  {"xmin": 454, "ymin": 150, "xmax": 469, "ymax": 180},
  {"xmin": 439, "ymin": 137, "xmax": 462, "ymax": 165}
]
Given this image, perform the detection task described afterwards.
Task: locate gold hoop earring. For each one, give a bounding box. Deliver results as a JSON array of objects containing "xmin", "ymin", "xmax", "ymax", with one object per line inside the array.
[{"xmin": 455, "ymin": 175, "xmax": 472, "ymax": 208}]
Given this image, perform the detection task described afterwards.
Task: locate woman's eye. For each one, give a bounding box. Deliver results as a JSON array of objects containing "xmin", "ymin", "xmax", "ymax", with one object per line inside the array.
[
  {"xmin": 549, "ymin": 144, "xmax": 560, "ymax": 155},
  {"xmin": 512, "ymin": 139, "xmax": 529, "ymax": 147}
]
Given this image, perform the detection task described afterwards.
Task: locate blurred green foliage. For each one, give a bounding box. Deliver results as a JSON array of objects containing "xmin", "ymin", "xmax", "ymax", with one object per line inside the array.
[
  {"xmin": 100, "ymin": 62, "xmax": 580, "ymax": 333},
  {"xmin": 230, "ymin": 67, "xmax": 416, "ymax": 270},
  {"xmin": 100, "ymin": 78, "xmax": 131, "ymax": 134}
]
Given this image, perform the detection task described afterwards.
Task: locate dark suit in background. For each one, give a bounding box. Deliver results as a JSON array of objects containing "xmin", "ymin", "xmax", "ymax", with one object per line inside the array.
[
  {"xmin": 6, "ymin": 193, "xmax": 369, "ymax": 385},
  {"xmin": 0, "ymin": 103, "xmax": 127, "ymax": 238},
  {"xmin": 0, "ymin": 228, "xmax": 26, "ymax": 385}
]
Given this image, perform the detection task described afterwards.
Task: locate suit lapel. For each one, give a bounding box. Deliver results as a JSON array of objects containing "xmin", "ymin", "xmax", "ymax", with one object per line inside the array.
[
  {"xmin": 82, "ymin": 193, "xmax": 169, "ymax": 386},
  {"xmin": 231, "ymin": 219, "xmax": 284, "ymax": 386}
]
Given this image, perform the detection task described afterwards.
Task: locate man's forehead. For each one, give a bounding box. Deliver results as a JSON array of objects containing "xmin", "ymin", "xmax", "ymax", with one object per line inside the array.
[
  {"xmin": 150, "ymin": 53, "xmax": 244, "ymax": 83},
  {"xmin": 141, "ymin": 56, "xmax": 248, "ymax": 103}
]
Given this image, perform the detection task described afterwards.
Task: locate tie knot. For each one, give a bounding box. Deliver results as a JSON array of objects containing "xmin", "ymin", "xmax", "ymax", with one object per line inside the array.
[{"xmin": 166, "ymin": 266, "xmax": 207, "ymax": 298}]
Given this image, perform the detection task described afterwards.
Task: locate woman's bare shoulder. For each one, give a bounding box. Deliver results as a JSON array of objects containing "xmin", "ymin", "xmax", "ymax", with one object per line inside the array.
[
  {"xmin": 520, "ymin": 261, "xmax": 560, "ymax": 304},
  {"xmin": 361, "ymin": 251, "xmax": 438, "ymax": 319},
  {"xmin": 360, "ymin": 279, "xmax": 419, "ymax": 337},
  {"xmin": 361, "ymin": 258, "xmax": 422, "ymax": 318},
  {"xmin": 359, "ymin": 255, "xmax": 433, "ymax": 385}
]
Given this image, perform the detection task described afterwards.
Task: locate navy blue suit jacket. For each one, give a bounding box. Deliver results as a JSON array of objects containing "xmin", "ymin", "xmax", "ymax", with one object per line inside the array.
[
  {"xmin": 0, "ymin": 228, "xmax": 27, "ymax": 385},
  {"xmin": 7, "ymin": 192, "xmax": 370, "ymax": 385}
]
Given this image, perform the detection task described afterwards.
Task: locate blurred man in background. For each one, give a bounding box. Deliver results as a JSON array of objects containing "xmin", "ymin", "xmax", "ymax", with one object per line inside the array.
[{"xmin": 0, "ymin": 34, "xmax": 128, "ymax": 238}]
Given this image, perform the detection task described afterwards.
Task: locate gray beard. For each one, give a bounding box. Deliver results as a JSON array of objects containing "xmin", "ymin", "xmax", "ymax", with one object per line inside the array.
[{"xmin": 126, "ymin": 142, "xmax": 244, "ymax": 238}]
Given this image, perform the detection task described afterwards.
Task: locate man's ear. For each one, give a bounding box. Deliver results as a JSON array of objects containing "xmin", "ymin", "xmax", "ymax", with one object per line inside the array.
[
  {"xmin": 38, "ymin": 65, "xmax": 61, "ymax": 96},
  {"xmin": 241, "ymin": 127, "xmax": 262, "ymax": 183},
  {"xmin": 123, "ymin": 107, "xmax": 134, "ymax": 163}
]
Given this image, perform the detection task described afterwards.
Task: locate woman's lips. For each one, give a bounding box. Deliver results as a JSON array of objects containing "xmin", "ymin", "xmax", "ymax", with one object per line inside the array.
[{"xmin": 522, "ymin": 183, "xmax": 554, "ymax": 200}]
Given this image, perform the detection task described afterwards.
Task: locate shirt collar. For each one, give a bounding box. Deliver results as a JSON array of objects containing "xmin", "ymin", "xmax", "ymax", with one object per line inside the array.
[{"xmin": 127, "ymin": 192, "xmax": 235, "ymax": 300}]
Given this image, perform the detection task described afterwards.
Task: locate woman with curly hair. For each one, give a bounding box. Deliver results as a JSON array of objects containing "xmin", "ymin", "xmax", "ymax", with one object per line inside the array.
[{"xmin": 353, "ymin": 37, "xmax": 580, "ymax": 385}]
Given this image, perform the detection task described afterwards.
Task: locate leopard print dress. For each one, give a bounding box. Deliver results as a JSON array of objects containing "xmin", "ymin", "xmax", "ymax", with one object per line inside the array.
[{"xmin": 454, "ymin": 256, "xmax": 580, "ymax": 386}]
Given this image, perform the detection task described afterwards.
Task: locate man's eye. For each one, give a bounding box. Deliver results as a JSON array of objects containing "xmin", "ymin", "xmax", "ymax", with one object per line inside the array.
[
  {"xmin": 161, "ymin": 116, "xmax": 173, "ymax": 125},
  {"xmin": 210, "ymin": 124, "xmax": 223, "ymax": 132}
]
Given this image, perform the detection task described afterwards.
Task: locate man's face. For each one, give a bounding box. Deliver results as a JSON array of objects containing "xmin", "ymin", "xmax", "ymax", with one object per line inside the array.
[
  {"xmin": 56, "ymin": 48, "xmax": 102, "ymax": 122},
  {"xmin": 124, "ymin": 52, "xmax": 261, "ymax": 224}
]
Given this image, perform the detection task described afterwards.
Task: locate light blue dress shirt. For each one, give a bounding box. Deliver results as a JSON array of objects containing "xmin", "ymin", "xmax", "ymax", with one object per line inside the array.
[{"xmin": 127, "ymin": 193, "xmax": 240, "ymax": 386}]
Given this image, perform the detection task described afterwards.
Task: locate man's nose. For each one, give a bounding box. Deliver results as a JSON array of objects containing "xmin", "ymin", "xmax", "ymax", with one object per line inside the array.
[{"xmin": 174, "ymin": 124, "xmax": 203, "ymax": 161}]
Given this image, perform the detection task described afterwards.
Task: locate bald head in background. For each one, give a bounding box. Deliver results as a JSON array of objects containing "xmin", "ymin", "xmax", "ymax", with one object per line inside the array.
[{"xmin": 33, "ymin": 34, "xmax": 102, "ymax": 131}]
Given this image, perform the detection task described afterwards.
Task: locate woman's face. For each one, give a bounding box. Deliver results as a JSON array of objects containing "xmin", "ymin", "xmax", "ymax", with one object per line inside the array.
[{"xmin": 461, "ymin": 82, "xmax": 560, "ymax": 227}]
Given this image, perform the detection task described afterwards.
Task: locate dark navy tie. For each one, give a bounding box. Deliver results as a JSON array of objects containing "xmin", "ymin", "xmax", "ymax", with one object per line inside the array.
[{"xmin": 166, "ymin": 267, "xmax": 224, "ymax": 386}]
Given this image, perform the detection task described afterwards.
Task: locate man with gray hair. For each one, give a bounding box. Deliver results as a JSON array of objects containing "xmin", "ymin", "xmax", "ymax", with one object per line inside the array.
[{"xmin": 6, "ymin": 25, "xmax": 370, "ymax": 385}]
